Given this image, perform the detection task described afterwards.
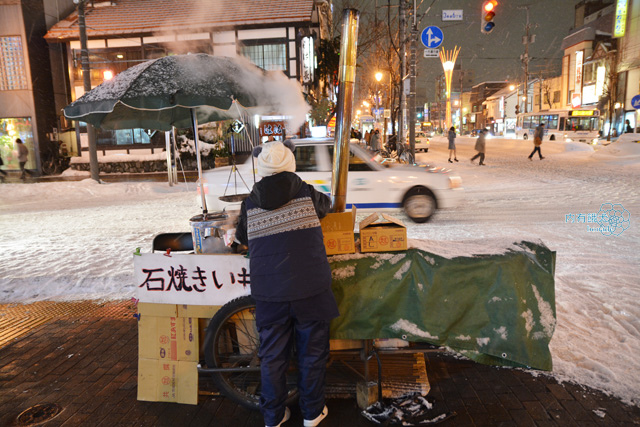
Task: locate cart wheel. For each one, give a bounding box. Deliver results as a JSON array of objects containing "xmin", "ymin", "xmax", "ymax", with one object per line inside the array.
[{"xmin": 203, "ymin": 296, "xmax": 299, "ymax": 411}]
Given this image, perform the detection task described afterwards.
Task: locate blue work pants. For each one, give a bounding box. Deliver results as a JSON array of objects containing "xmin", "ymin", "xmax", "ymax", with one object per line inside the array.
[{"xmin": 257, "ymin": 310, "xmax": 330, "ymax": 426}]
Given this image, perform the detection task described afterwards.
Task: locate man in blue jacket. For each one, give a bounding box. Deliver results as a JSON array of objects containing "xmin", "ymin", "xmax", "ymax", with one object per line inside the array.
[{"xmin": 236, "ymin": 140, "xmax": 338, "ymax": 427}]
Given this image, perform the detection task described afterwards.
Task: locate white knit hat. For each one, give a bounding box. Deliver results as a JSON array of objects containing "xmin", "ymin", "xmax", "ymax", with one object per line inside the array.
[{"xmin": 256, "ymin": 141, "xmax": 296, "ymax": 176}]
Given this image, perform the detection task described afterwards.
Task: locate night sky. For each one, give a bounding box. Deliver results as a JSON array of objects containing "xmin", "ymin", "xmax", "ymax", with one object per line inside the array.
[{"xmin": 392, "ymin": 0, "xmax": 578, "ymax": 102}]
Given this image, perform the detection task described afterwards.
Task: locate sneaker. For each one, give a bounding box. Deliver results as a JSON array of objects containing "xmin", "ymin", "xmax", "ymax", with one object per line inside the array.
[
  {"xmin": 540, "ymin": 156, "xmax": 545, "ymax": 160},
  {"xmin": 454, "ymin": 158, "xmax": 459, "ymax": 162},
  {"xmin": 448, "ymin": 159, "xmax": 453, "ymax": 163},
  {"xmin": 479, "ymin": 162, "xmax": 486, "ymax": 166},
  {"xmin": 304, "ymin": 405, "xmax": 328, "ymax": 427},
  {"xmin": 528, "ymin": 157, "xmax": 532, "ymax": 161},
  {"xmin": 266, "ymin": 407, "xmax": 290, "ymax": 427}
]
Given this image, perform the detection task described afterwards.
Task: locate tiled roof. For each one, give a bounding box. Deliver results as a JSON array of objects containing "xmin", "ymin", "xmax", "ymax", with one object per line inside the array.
[{"xmin": 45, "ymin": 0, "xmax": 316, "ymax": 41}]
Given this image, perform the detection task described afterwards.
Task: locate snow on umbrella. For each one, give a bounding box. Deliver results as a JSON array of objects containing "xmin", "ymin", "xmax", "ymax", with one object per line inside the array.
[
  {"xmin": 63, "ymin": 53, "xmax": 309, "ymax": 213},
  {"xmin": 64, "ymin": 54, "xmax": 279, "ymax": 130}
]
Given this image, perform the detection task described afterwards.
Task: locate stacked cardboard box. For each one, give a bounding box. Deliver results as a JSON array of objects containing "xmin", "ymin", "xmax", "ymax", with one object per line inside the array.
[
  {"xmin": 137, "ymin": 303, "xmax": 218, "ymax": 405},
  {"xmin": 320, "ymin": 208, "xmax": 357, "ymax": 255}
]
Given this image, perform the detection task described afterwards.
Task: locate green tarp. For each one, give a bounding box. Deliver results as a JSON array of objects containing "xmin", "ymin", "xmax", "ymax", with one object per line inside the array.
[{"xmin": 328, "ymin": 241, "xmax": 556, "ymax": 370}]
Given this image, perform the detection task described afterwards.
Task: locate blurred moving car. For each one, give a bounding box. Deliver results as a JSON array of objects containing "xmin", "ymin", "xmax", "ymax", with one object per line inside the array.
[{"xmin": 200, "ymin": 138, "xmax": 464, "ymax": 223}]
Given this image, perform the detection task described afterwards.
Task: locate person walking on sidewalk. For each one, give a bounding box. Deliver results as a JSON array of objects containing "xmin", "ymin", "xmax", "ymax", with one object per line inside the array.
[
  {"xmin": 528, "ymin": 123, "xmax": 545, "ymax": 160},
  {"xmin": 236, "ymin": 140, "xmax": 337, "ymax": 427},
  {"xmin": 370, "ymin": 128, "xmax": 382, "ymax": 152},
  {"xmin": 16, "ymin": 138, "xmax": 34, "ymax": 180},
  {"xmin": 470, "ymin": 129, "xmax": 487, "ymax": 166},
  {"xmin": 447, "ymin": 126, "xmax": 458, "ymax": 163}
]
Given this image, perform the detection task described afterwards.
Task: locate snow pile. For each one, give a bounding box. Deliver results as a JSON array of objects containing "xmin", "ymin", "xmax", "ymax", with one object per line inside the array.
[{"xmin": 593, "ymin": 140, "xmax": 640, "ymax": 158}]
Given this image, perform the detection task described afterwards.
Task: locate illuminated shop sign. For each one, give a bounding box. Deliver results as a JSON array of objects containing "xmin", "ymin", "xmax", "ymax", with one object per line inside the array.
[
  {"xmin": 575, "ymin": 51, "xmax": 583, "ymax": 95},
  {"xmin": 614, "ymin": 0, "xmax": 628, "ymax": 38}
]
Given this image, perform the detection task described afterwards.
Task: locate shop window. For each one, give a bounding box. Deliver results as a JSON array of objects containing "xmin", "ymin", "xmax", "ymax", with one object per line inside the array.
[
  {"xmin": 0, "ymin": 36, "xmax": 28, "ymax": 91},
  {"xmin": 95, "ymin": 128, "xmax": 152, "ymax": 146},
  {"xmin": 0, "ymin": 118, "xmax": 34, "ymax": 169},
  {"xmin": 241, "ymin": 41, "xmax": 287, "ymax": 72}
]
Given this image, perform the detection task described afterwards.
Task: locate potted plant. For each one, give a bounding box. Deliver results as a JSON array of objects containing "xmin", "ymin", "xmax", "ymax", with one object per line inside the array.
[{"xmin": 212, "ymin": 139, "xmax": 230, "ymax": 167}]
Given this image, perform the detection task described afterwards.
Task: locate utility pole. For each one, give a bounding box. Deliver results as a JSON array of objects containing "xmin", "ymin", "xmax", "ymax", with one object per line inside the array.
[
  {"xmin": 398, "ymin": 0, "xmax": 406, "ymax": 149},
  {"xmin": 408, "ymin": 0, "xmax": 417, "ymax": 158},
  {"xmin": 77, "ymin": 0, "xmax": 100, "ymax": 182},
  {"xmin": 519, "ymin": 5, "xmax": 533, "ymax": 114}
]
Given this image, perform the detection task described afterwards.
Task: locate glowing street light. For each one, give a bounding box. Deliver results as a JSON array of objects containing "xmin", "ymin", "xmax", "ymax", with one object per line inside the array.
[
  {"xmin": 439, "ymin": 46, "xmax": 461, "ymax": 130},
  {"xmin": 103, "ymin": 70, "xmax": 114, "ymax": 80},
  {"xmin": 374, "ymin": 71, "xmax": 383, "ymax": 119},
  {"xmin": 509, "ymin": 84, "xmax": 515, "ymax": 91}
]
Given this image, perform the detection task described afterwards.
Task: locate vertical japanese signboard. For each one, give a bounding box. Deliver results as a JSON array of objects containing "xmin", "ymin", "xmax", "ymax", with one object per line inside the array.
[
  {"xmin": 613, "ymin": 0, "xmax": 628, "ymax": 38},
  {"xmin": 575, "ymin": 50, "xmax": 583, "ymax": 97}
]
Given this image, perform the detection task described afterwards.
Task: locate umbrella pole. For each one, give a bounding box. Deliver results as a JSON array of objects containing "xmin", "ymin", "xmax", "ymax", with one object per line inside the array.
[{"xmin": 191, "ymin": 108, "xmax": 208, "ymax": 214}]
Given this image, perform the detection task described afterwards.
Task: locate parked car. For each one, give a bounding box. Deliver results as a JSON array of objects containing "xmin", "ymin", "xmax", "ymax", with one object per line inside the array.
[{"xmin": 199, "ymin": 138, "xmax": 464, "ymax": 223}]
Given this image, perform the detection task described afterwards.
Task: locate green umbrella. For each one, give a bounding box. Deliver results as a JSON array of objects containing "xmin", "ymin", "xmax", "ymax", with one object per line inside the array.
[
  {"xmin": 64, "ymin": 54, "xmax": 273, "ymax": 130},
  {"xmin": 64, "ymin": 53, "xmax": 304, "ymax": 212}
]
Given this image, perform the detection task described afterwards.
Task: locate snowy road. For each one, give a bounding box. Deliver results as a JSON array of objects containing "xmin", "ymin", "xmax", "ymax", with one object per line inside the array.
[{"xmin": 0, "ymin": 136, "xmax": 639, "ymax": 406}]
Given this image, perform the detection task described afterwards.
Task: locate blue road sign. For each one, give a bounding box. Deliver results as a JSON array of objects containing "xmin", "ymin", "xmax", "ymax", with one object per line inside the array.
[
  {"xmin": 421, "ymin": 26, "xmax": 443, "ymax": 49},
  {"xmin": 631, "ymin": 94, "xmax": 640, "ymax": 110}
]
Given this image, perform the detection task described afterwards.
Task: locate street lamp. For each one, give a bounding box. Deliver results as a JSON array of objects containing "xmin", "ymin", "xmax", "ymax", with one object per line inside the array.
[
  {"xmin": 374, "ymin": 72, "xmax": 383, "ymax": 119},
  {"xmin": 440, "ymin": 46, "xmax": 461, "ymax": 131}
]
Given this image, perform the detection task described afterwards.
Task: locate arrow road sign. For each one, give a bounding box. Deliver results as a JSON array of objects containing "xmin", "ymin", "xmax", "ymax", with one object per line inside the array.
[
  {"xmin": 632, "ymin": 94, "xmax": 640, "ymax": 110},
  {"xmin": 421, "ymin": 26, "xmax": 443, "ymax": 49}
]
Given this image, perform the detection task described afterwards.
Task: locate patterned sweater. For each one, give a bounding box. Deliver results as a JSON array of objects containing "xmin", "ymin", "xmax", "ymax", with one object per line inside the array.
[{"xmin": 236, "ymin": 172, "xmax": 332, "ymax": 302}]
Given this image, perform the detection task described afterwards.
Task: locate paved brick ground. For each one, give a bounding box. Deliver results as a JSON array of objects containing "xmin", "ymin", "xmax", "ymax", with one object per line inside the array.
[{"xmin": 1, "ymin": 309, "xmax": 639, "ymax": 426}]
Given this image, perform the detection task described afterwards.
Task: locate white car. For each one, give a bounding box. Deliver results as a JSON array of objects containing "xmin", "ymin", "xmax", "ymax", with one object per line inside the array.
[
  {"xmin": 414, "ymin": 132, "xmax": 430, "ymax": 152},
  {"xmin": 200, "ymin": 138, "xmax": 464, "ymax": 223}
]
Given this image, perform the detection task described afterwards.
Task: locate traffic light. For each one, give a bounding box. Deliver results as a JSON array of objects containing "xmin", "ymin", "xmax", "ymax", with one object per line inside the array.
[{"xmin": 481, "ymin": 1, "xmax": 497, "ymax": 34}]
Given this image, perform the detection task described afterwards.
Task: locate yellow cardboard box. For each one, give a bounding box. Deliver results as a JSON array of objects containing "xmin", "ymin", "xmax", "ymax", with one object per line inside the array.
[
  {"xmin": 137, "ymin": 358, "xmax": 198, "ymax": 405},
  {"xmin": 320, "ymin": 208, "xmax": 357, "ymax": 255},
  {"xmin": 359, "ymin": 213, "xmax": 407, "ymax": 253},
  {"xmin": 138, "ymin": 316, "xmax": 198, "ymax": 362},
  {"xmin": 137, "ymin": 302, "xmax": 177, "ymax": 317},
  {"xmin": 177, "ymin": 304, "xmax": 221, "ymax": 319}
]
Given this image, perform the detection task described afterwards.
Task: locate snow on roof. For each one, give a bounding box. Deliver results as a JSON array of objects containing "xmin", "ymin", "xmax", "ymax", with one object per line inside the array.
[{"xmin": 45, "ymin": 0, "xmax": 315, "ymax": 40}]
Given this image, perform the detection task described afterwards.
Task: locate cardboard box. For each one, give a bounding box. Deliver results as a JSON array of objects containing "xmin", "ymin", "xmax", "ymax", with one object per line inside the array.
[
  {"xmin": 359, "ymin": 213, "xmax": 407, "ymax": 253},
  {"xmin": 138, "ymin": 316, "xmax": 198, "ymax": 362},
  {"xmin": 320, "ymin": 208, "xmax": 356, "ymax": 255},
  {"xmin": 177, "ymin": 304, "xmax": 221, "ymax": 319},
  {"xmin": 137, "ymin": 302, "xmax": 177, "ymax": 317},
  {"xmin": 137, "ymin": 358, "xmax": 198, "ymax": 405}
]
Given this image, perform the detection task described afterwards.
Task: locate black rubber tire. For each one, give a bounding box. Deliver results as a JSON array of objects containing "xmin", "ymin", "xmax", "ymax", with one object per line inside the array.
[
  {"xmin": 203, "ymin": 296, "xmax": 299, "ymax": 411},
  {"xmin": 41, "ymin": 160, "xmax": 58, "ymax": 176},
  {"xmin": 402, "ymin": 186, "xmax": 437, "ymax": 223}
]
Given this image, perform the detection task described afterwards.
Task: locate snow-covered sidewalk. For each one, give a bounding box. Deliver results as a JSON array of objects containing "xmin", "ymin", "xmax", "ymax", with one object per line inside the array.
[{"xmin": 0, "ymin": 137, "xmax": 638, "ymax": 406}]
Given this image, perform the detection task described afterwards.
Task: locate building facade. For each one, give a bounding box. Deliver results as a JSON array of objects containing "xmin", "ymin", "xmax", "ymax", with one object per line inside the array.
[
  {"xmin": 1, "ymin": 0, "xmax": 331, "ymax": 172},
  {"xmin": 561, "ymin": 0, "xmax": 639, "ymax": 136},
  {"xmin": 0, "ymin": 0, "xmax": 75, "ymax": 174}
]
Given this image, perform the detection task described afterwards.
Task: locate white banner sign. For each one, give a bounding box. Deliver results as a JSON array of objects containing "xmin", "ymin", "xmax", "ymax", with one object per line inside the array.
[
  {"xmin": 442, "ymin": 9, "xmax": 463, "ymax": 21},
  {"xmin": 134, "ymin": 253, "xmax": 251, "ymax": 305}
]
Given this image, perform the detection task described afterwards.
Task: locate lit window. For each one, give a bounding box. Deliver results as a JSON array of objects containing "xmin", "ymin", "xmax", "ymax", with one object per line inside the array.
[
  {"xmin": 0, "ymin": 36, "xmax": 28, "ymax": 91},
  {"xmin": 241, "ymin": 42, "xmax": 287, "ymax": 72}
]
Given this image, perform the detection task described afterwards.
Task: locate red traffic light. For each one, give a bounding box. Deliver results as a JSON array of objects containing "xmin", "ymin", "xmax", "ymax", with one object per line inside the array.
[{"xmin": 481, "ymin": 1, "xmax": 498, "ymax": 34}]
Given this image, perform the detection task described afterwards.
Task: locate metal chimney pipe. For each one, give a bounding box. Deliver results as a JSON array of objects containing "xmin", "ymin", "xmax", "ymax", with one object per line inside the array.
[{"xmin": 331, "ymin": 9, "xmax": 359, "ymax": 213}]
